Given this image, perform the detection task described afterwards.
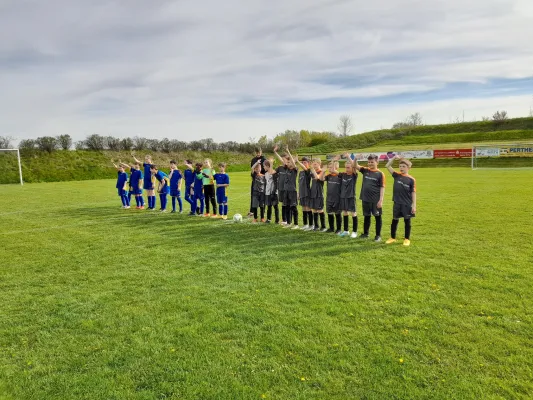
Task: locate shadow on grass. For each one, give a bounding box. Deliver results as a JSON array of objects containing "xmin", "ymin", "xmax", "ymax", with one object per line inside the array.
[{"xmin": 64, "ymin": 206, "xmax": 384, "ymax": 260}]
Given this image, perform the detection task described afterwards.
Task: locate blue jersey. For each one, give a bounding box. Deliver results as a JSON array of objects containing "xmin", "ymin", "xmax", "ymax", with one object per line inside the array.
[
  {"xmin": 116, "ymin": 171, "xmax": 128, "ymax": 189},
  {"xmin": 184, "ymin": 169, "xmax": 194, "ymax": 188},
  {"xmin": 193, "ymin": 171, "xmax": 204, "ymax": 193},
  {"xmin": 169, "ymin": 169, "xmax": 182, "ymax": 190},
  {"xmin": 214, "ymin": 173, "xmax": 230, "ymax": 196},
  {"xmin": 130, "ymin": 168, "xmax": 143, "ymax": 188},
  {"xmin": 155, "ymin": 170, "xmax": 170, "ymax": 194}
]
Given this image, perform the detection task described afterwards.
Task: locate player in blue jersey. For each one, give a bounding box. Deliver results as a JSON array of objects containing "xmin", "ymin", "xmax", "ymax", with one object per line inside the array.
[
  {"xmin": 120, "ymin": 161, "xmax": 145, "ymax": 209},
  {"xmin": 169, "ymin": 160, "xmax": 183, "ymax": 213},
  {"xmin": 150, "ymin": 165, "xmax": 170, "ymax": 212},
  {"xmin": 133, "ymin": 154, "xmax": 157, "ymax": 210},
  {"xmin": 183, "ymin": 160, "xmax": 196, "ymax": 215},
  {"xmin": 192, "ymin": 163, "xmax": 206, "ymax": 216},
  {"xmin": 214, "ymin": 162, "xmax": 230, "ymax": 220},
  {"xmin": 113, "ymin": 162, "xmax": 130, "ymax": 209}
]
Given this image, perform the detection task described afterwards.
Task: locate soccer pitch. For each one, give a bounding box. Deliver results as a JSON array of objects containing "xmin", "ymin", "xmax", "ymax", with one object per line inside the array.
[{"xmin": 1, "ymin": 169, "xmax": 532, "ymax": 399}]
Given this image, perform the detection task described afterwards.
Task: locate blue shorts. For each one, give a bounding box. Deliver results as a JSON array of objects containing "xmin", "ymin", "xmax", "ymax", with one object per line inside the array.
[
  {"xmin": 170, "ymin": 189, "xmax": 181, "ymax": 197},
  {"xmin": 117, "ymin": 189, "xmax": 128, "ymax": 196},
  {"xmin": 131, "ymin": 187, "xmax": 143, "ymax": 195},
  {"xmin": 143, "ymin": 182, "xmax": 154, "ymax": 190},
  {"xmin": 217, "ymin": 193, "xmax": 227, "ymax": 204}
]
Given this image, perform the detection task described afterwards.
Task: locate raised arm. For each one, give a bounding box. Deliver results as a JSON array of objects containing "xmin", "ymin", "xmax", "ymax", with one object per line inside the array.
[
  {"xmin": 132, "ymin": 154, "xmax": 142, "ymax": 164},
  {"xmin": 285, "ymin": 147, "xmax": 297, "ymax": 169},
  {"xmin": 386, "ymin": 155, "xmax": 400, "ymax": 174},
  {"xmin": 251, "ymin": 159, "xmax": 261, "ymax": 172},
  {"xmin": 273, "ymin": 145, "xmax": 285, "ymax": 165}
]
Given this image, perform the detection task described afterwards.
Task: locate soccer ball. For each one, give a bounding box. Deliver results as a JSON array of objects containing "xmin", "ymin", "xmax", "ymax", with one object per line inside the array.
[{"xmin": 233, "ymin": 213, "xmax": 243, "ymax": 222}]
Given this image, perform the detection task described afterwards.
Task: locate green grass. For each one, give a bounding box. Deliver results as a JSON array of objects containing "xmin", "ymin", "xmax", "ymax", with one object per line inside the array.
[{"xmin": 1, "ymin": 170, "xmax": 533, "ymax": 399}]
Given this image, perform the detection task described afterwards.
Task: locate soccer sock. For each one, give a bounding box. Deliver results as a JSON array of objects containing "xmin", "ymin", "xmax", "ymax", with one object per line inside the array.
[
  {"xmin": 128, "ymin": 192, "xmax": 132, "ymax": 204},
  {"xmin": 343, "ymin": 215, "xmax": 349, "ymax": 231},
  {"xmin": 121, "ymin": 196, "xmax": 126, "ymax": 207},
  {"xmin": 178, "ymin": 197, "xmax": 182, "ymax": 212},
  {"xmin": 364, "ymin": 216, "xmax": 371, "ymax": 235},
  {"xmin": 303, "ymin": 210, "xmax": 308, "ymax": 225},
  {"xmin": 219, "ymin": 204, "xmax": 223, "ymax": 215},
  {"xmin": 281, "ymin": 206, "xmax": 287, "ymax": 222},
  {"xmin": 185, "ymin": 194, "xmax": 194, "ymax": 207},
  {"xmin": 335, "ymin": 213, "xmax": 342, "ymax": 231},
  {"xmin": 307, "ymin": 211, "xmax": 313, "ymax": 225},
  {"xmin": 313, "ymin": 212, "xmax": 319, "ymax": 227},
  {"xmin": 274, "ymin": 205, "xmax": 279, "ymax": 223},
  {"xmin": 352, "ymin": 216, "xmax": 358, "ymax": 233},
  {"xmin": 125, "ymin": 195, "xmax": 130, "ymax": 207},
  {"xmin": 146, "ymin": 196, "xmax": 151, "ymax": 208},
  {"xmin": 253, "ymin": 208, "xmax": 258, "ymax": 219},
  {"xmin": 172, "ymin": 197, "xmax": 176, "ymax": 211},
  {"xmin": 291, "ymin": 206, "xmax": 298, "ymax": 225},
  {"xmin": 260, "ymin": 207, "xmax": 265, "ymax": 220},
  {"xmin": 375, "ymin": 215, "xmax": 383, "ymax": 237},
  {"xmin": 267, "ymin": 206, "xmax": 272, "ymax": 220},
  {"xmin": 286, "ymin": 206, "xmax": 291, "ymax": 224},
  {"xmin": 134, "ymin": 196, "xmax": 139, "ymax": 207},
  {"xmin": 224, "ymin": 204, "xmax": 228, "ymax": 215},
  {"xmin": 159, "ymin": 194, "xmax": 166, "ymax": 210},
  {"xmin": 151, "ymin": 196, "xmax": 156, "ymax": 209},
  {"xmin": 391, "ymin": 219, "xmax": 399, "ymax": 239},
  {"xmin": 211, "ymin": 198, "xmax": 217, "ymax": 215},
  {"xmin": 328, "ymin": 214, "xmax": 334, "ymax": 230},
  {"xmin": 205, "ymin": 198, "xmax": 210, "ymax": 214},
  {"xmin": 200, "ymin": 199, "xmax": 205, "ymax": 214},
  {"xmin": 404, "ymin": 218, "xmax": 411, "ymax": 239},
  {"xmin": 320, "ymin": 213, "xmax": 326, "ymax": 229},
  {"xmin": 140, "ymin": 196, "xmax": 145, "ymax": 207}
]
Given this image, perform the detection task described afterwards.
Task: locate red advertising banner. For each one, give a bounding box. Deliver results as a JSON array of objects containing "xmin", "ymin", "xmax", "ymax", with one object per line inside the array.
[{"xmin": 434, "ymin": 149, "xmax": 472, "ymax": 158}]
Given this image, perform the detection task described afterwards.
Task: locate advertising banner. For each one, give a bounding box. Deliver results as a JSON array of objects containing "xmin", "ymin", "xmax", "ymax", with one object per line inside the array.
[
  {"xmin": 327, "ymin": 150, "xmax": 434, "ymax": 161},
  {"xmin": 434, "ymin": 149, "xmax": 473, "ymax": 158},
  {"xmin": 499, "ymin": 147, "xmax": 533, "ymax": 157},
  {"xmin": 475, "ymin": 148, "xmax": 500, "ymax": 157}
]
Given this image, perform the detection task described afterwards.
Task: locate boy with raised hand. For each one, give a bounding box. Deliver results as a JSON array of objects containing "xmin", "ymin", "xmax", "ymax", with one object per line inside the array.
[
  {"xmin": 296, "ymin": 156, "xmax": 313, "ymax": 230},
  {"xmin": 283, "ymin": 146, "xmax": 300, "ymax": 230},
  {"xmin": 133, "ymin": 154, "xmax": 156, "ymax": 210},
  {"xmin": 309, "ymin": 159, "xmax": 326, "ymax": 232},
  {"xmin": 120, "ymin": 161, "xmax": 145, "ymax": 209},
  {"xmin": 112, "ymin": 162, "xmax": 130, "ymax": 209},
  {"xmin": 183, "ymin": 160, "xmax": 196, "ymax": 215},
  {"xmin": 214, "ymin": 163, "xmax": 230, "ymax": 220},
  {"xmin": 353, "ymin": 154, "xmax": 386, "ymax": 242},
  {"xmin": 320, "ymin": 157, "xmax": 342, "ymax": 233},
  {"xmin": 150, "ymin": 165, "xmax": 170, "ymax": 212},
  {"xmin": 264, "ymin": 158, "xmax": 279, "ymax": 224},
  {"xmin": 202, "ymin": 159, "xmax": 217, "ymax": 218},
  {"xmin": 273, "ymin": 145, "xmax": 289, "ymax": 225},
  {"xmin": 169, "ymin": 160, "xmax": 183, "ymax": 213},
  {"xmin": 193, "ymin": 163, "xmax": 206, "ymax": 216},
  {"xmin": 338, "ymin": 153, "xmax": 358, "ymax": 238},
  {"xmin": 385, "ymin": 155, "xmax": 417, "ymax": 246},
  {"xmin": 251, "ymin": 159, "xmax": 266, "ymax": 223}
]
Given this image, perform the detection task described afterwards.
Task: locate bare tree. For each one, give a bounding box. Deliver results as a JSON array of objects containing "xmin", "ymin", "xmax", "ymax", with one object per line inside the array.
[
  {"xmin": 492, "ymin": 110, "xmax": 508, "ymax": 122},
  {"xmin": 106, "ymin": 136, "xmax": 121, "ymax": 151},
  {"xmin": 0, "ymin": 136, "xmax": 14, "ymax": 148},
  {"xmin": 338, "ymin": 115, "xmax": 354, "ymax": 136},
  {"xmin": 481, "ymin": 116, "xmax": 490, "ymax": 122},
  {"xmin": 406, "ymin": 112, "xmax": 423, "ymax": 126}
]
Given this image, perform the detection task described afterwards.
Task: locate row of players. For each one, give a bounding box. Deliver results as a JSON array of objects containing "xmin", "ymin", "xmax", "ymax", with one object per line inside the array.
[
  {"xmin": 113, "ymin": 156, "xmax": 230, "ymax": 218},
  {"xmin": 114, "ymin": 147, "xmax": 417, "ymax": 245},
  {"xmin": 249, "ymin": 146, "xmax": 416, "ymax": 245}
]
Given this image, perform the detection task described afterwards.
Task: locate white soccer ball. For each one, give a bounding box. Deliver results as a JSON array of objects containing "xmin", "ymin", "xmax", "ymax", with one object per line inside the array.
[{"xmin": 233, "ymin": 213, "xmax": 243, "ymax": 222}]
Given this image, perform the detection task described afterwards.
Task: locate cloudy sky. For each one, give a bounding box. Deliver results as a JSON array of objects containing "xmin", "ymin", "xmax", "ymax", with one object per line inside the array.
[{"xmin": 1, "ymin": 0, "xmax": 533, "ymax": 144}]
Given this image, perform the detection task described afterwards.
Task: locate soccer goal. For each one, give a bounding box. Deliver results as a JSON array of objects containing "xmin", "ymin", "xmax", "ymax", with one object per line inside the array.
[
  {"xmin": 0, "ymin": 149, "xmax": 23, "ymax": 185},
  {"xmin": 472, "ymin": 144, "xmax": 533, "ymax": 170}
]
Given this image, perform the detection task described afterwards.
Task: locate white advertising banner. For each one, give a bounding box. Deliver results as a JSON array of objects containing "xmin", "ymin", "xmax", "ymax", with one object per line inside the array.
[
  {"xmin": 475, "ymin": 147, "xmax": 500, "ymax": 157},
  {"xmin": 327, "ymin": 150, "xmax": 434, "ymax": 161}
]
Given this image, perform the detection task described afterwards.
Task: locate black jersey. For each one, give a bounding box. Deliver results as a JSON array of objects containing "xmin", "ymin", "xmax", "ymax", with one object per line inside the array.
[
  {"xmin": 251, "ymin": 172, "xmax": 266, "ymax": 193},
  {"xmin": 285, "ymin": 168, "xmax": 298, "ymax": 192},
  {"xmin": 325, "ymin": 174, "xmax": 342, "ymax": 203},
  {"xmin": 298, "ymin": 169, "xmax": 311, "ymax": 198},
  {"xmin": 359, "ymin": 167, "xmax": 385, "ymax": 203},
  {"xmin": 310, "ymin": 172, "xmax": 324, "ymax": 199},
  {"xmin": 276, "ymin": 166, "xmax": 287, "ymax": 191},
  {"xmin": 340, "ymin": 172, "xmax": 357, "ymax": 199},
  {"xmin": 392, "ymin": 172, "xmax": 416, "ymax": 206}
]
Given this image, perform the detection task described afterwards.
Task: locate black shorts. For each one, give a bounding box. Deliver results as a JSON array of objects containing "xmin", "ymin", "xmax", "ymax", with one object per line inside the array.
[
  {"xmin": 311, "ymin": 197, "xmax": 324, "ymax": 211},
  {"xmin": 299, "ymin": 196, "xmax": 311, "ymax": 208},
  {"xmin": 340, "ymin": 198, "xmax": 356, "ymax": 213},
  {"xmin": 362, "ymin": 201, "xmax": 382, "ymax": 217},
  {"xmin": 204, "ymin": 184, "xmax": 215, "ymax": 198},
  {"xmin": 252, "ymin": 192, "xmax": 265, "ymax": 208},
  {"xmin": 266, "ymin": 193, "xmax": 278, "ymax": 206},
  {"xmin": 393, "ymin": 203, "xmax": 415, "ymax": 219},
  {"xmin": 283, "ymin": 191, "xmax": 298, "ymax": 207},
  {"xmin": 326, "ymin": 200, "xmax": 340, "ymax": 214}
]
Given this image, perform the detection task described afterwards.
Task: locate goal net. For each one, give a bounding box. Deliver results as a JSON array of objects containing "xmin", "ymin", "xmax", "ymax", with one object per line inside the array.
[
  {"xmin": 0, "ymin": 149, "xmax": 23, "ymax": 185},
  {"xmin": 472, "ymin": 144, "xmax": 533, "ymax": 170}
]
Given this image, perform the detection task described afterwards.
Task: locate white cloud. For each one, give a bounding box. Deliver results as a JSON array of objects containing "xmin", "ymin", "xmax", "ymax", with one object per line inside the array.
[{"xmin": 1, "ymin": 0, "xmax": 533, "ymax": 143}]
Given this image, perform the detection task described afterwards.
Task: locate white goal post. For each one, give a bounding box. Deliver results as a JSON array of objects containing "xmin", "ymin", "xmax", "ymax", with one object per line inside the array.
[
  {"xmin": 472, "ymin": 144, "xmax": 533, "ymax": 170},
  {"xmin": 0, "ymin": 149, "xmax": 23, "ymax": 185}
]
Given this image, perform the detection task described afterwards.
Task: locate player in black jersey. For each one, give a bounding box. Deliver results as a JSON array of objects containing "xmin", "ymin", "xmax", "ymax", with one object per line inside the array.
[
  {"xmin": 251, "ymin": 159, "xmax": 266, "ymax": 222},
  {"xmin": 385, "ymin": 155, "xmax": 417, "ymax": 246},
  {"xmin": 283, "ymin": 147, "xmax": 300, "ymax": 230},
  {"xmin": 273, "ymin": 145, "xmax": 290, "ymax": 225},
  {"xmin": 309, "ymin": 159, "xmax": 326, "ymax": 231},
  {"xmin": 353, "ymin": 154, "xmax": 386, "ymax": 242},
  {"xmin": 338, "ymin": 154, "xmax": 358, "ymax": 238},
  {"xmin": 296, "ymin": 157, "xmax": 313, "ymax": 230},
  {"xmin": 320, "ymin": 158, "xmax": 342, "ymax": 233}
]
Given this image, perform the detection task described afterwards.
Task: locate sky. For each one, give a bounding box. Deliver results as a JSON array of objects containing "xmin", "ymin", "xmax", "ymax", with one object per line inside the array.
[{"xmin": 1, "ymin": 0, "xmax": 533, "ymax": 144}]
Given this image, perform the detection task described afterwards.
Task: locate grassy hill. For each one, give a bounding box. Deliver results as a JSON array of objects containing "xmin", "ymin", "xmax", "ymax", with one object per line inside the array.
[{"xmin": 0, "ymin": 150, "xmax": 252, "ymax": 184}]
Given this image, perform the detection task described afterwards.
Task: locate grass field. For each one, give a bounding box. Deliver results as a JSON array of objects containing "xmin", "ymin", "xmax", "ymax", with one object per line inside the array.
[{"xmin": 1, "ymin": 170, "xmax": 533, "ymax": 399}]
